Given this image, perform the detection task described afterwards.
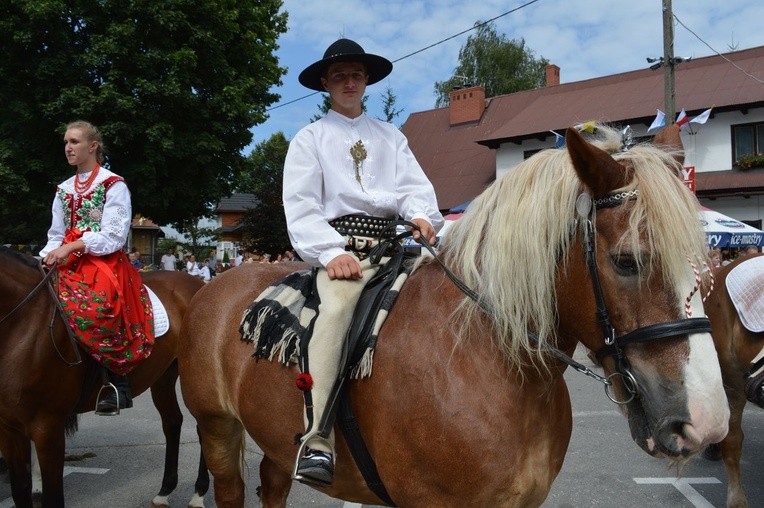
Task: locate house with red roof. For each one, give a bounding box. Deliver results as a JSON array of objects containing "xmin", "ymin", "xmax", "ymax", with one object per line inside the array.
[{"xmin": 402, "ymin": 45, "xmax": 764, "ymax": 231}]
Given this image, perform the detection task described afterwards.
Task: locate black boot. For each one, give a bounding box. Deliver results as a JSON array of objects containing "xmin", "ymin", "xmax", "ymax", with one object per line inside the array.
[{"xmin": 96, "ymin": 371, "xmax": 133, "ymax": 415}]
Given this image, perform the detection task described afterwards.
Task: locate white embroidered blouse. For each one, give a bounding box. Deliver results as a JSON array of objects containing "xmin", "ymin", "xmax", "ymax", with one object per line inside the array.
[{"xmin": 39, "ymin": 167, "xmax": 132, "ymax": 257}]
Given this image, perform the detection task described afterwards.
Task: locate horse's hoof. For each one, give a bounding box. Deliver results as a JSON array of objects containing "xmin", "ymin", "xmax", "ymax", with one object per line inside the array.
[
  {"xmin": 151, "ymin": 494, "xmax": 169, "ymax": 507},
  {"xmin": 702, "ymin": 443, "xmax": 722, "ymax": 461},
  {"xmin": 187, "ymin": 492, "xmax": 205, "ymax": 508}
]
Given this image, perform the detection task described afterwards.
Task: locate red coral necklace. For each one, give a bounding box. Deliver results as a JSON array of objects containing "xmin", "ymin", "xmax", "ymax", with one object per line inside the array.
[{"xmin": 74, "ymin": 164, "xmax": 101, "ymax": 194}]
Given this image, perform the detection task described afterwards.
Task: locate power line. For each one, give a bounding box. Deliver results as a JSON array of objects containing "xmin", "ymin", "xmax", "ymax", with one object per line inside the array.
[
  {"xmin": 673, "ymin": 13, "xmax": 764, "ymax": 85},
  {"xmin": 266, "ymin": 0, "xmax": 543, "ymax": 112}
]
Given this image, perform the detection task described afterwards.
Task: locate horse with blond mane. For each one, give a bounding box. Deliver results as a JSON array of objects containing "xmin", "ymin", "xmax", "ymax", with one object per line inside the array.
[{"xmin": 179, "ymin": 124, "xmax": 729, "ymax": 507}]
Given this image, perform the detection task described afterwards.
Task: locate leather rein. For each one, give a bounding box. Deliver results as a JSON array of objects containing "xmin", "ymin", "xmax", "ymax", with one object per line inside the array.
[
  {"xmin": 390, "ymin": 189, "xmax": 711, "ymax": 405},
  {"xmin": 0, "ymin": 260, "xmax": 83, "ymax": 366}
]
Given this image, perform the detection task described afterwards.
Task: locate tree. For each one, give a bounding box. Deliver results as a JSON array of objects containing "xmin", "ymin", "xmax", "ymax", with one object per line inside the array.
[
  {"xmin": 237, "ymin": 132, "xmax": 292, "ymax": 256},
  {"xmin": 379, "ymin": 85, "xmax": 403, "ymax": 124},
  {"xmin": 0, "ymin": 0, "xmax": 287, "ymax": 244},
  {"xmin": 434, "ymin": 22, "xmax": 549, "ymax": 108}
]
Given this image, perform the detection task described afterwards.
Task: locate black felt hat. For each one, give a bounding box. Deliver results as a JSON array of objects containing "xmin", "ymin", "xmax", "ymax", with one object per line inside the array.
[{"xmin": 298, "ymin": 38, "xmax": 393, "ymax": 92}]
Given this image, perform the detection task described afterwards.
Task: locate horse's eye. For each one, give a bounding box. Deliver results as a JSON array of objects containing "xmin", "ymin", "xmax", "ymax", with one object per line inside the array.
[{"xmin": 613, "ymin": 254, "xmax": 639, "ymax": 276}]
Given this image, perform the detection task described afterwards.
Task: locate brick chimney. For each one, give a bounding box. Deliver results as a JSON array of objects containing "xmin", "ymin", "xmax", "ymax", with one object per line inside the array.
[
  {"xmin": 449, "ymin": 85, "xmax": 486, "ymax": 126},
  {"xmin": 546, "ymin": 64, "xmax": 560, "ymax": 87}
]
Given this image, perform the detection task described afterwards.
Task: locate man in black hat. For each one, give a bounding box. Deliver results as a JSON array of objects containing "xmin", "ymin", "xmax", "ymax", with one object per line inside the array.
[{"xmin": 283, "ymin": 38, "xmax": 443, "ymax": 486}]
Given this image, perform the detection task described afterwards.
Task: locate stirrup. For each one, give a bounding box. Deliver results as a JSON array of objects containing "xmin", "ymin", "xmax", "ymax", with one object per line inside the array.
[
  {"xmin": 292, "ymin": 431, "xmax": 334, "ymax": 483},
  {"xmin": 95, "ymin": 382, "xmax": 120, "ymax": 416}
]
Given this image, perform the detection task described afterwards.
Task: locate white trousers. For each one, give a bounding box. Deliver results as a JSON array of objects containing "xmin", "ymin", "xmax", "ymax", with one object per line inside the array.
[{"xmin": 303, "ymin": 257, "xmax": 383, "ymax": 454}]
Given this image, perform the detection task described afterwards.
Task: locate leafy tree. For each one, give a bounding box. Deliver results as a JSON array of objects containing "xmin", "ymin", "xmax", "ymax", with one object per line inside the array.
[
  {"xmin": 237, "ymin": 132, "xmax": 292, "ymax": 256},
  {"xmin": 434, "ymin": 22, "xmax": 549, "ymax": 107},
  {"xmin": 0, "ymin": 0, "xmax": 287, "ymax": 245},
  {"xmin": 379, "ymin": 85, "xmax": 403, "ymax": 124}
]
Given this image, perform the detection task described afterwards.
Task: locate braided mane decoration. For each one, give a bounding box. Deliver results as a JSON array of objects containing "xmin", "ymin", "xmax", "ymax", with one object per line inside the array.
[{"xmin": 438, "ymin": 123, "xmax": 709, "ymax": 373}]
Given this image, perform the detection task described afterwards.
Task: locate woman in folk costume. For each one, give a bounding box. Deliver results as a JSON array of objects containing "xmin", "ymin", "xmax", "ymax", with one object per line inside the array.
[{"xmin": 39, "ymin": 120, "xmax": 154, "ymax": 415}]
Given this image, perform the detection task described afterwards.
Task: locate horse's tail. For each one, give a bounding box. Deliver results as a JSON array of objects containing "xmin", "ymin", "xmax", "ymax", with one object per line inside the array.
[{"xmin": 64, "ymin": 412, "xmax": 79, "ymax": 438}]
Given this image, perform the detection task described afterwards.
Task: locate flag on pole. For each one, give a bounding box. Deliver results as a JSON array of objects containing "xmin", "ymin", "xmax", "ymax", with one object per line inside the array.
[
  {"xmin": 690, "ymin": 107, "xmax": 713, "ymax": 125},
  {"xmin": 647, "ymin": 109, "xmax": 665, "ymax": 132},
  {"xmin": 550, "ymin": 130, "xmax": 565, "ymax": 149},
  {"xmin": 676, "ymin": 108, "xmax": 690, "ymax": 130}
]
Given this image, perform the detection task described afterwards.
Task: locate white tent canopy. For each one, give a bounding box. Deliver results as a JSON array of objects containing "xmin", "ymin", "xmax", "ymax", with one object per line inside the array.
[{"xmin": 700, "ymin": 207, "xmax": 763, "ymax": 248}]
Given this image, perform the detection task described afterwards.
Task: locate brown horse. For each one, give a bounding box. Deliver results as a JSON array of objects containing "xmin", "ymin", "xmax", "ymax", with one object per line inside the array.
[
  {"xmin": 0, "ymin": 246, "xmax": 208, "ymax": 508},
  {"xmin": 179, "ymin": 124, "xmax": 729, "ymax": 507},
  {"xmin": 703, "ymin": 253, "xmax": 764, "ymax": 508}
]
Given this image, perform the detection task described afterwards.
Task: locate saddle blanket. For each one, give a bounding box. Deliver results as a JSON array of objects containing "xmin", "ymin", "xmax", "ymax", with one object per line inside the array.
[
  {"xmin": 144, "ymin": 285, "xmax": 169, "ymax": 338},
  {"xmin": 727, "ymin": 256, "xmax": 764, "ymax": 333},
  {"xmin": 240, "ymin": 262, "xmax": 416, "ymax": 379}
]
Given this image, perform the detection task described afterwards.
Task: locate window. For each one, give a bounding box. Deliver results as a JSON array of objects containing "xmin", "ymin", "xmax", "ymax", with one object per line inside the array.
[{"xmin": 732, "ymin": 122, "xmax": 764, "ymax": 163}]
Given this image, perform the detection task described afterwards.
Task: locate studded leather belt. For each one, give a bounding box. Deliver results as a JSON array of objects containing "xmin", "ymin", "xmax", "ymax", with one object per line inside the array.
[{"xmin": 329, "ymin": 214, "xmax": 397, "ymax": 239}]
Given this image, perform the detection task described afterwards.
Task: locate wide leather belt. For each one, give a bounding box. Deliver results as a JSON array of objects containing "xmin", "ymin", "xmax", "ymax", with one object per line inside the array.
[{"xmin": 329, "ymin": 214, "xmax": 397, "ymax": 240}]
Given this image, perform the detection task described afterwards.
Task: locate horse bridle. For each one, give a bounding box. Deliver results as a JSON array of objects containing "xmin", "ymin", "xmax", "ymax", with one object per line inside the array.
[
  {"xmin": 0, "ymin": 261, "xmax": 83, "ymax": 366},
  {"xmin": 575, "ymin": 191, "xmax": 712, "ymax": 404},
  {"xmin": 401, "ymin": 189, "xmax": 712, "ymax": 406}
]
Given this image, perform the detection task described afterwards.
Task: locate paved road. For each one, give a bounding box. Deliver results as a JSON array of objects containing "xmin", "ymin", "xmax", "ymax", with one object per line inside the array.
[{"xmin": 1, "ymin": 345, "xmax": 762, "ymax": 507}]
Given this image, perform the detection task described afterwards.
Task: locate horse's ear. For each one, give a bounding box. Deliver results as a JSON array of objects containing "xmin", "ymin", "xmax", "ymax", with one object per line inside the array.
[
  {"xmin": 651, "ymin": 123, "xmax": 685, "ymax": 165},
  {"xmin": 566, "ymin": 127, "xmax": 629, "ymax": 197}
]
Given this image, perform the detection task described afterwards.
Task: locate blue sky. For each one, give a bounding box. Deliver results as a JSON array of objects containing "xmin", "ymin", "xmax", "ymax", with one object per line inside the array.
[{"xmin": 247, "ymin": 0, "xmax": 764, "ymax": 152}]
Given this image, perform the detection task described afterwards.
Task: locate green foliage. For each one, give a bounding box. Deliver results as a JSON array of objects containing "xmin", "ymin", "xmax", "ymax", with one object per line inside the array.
[
  {"xmin": 434, "ymin": 22, "xmax": 549, "ymax": 108},
  {"xmin": 237, "ymin": 132, "xmax": 292, "ymax": 256},
  {"xmin": 0, "ymin": 0, "xmax": 287, "ymax": 244},
  {"xmin": 736, "ymin": 153, "xmax": 764, "ymax": 169},
  {"xmin": 379, "ymin": 86, "xmax": 403, "ymax": 124}
]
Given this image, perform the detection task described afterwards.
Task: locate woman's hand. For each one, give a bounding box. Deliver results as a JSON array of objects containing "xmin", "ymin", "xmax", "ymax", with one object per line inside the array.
[{"xmin": 43, "ymin": 240, "xmax": 84, "ymax": 267}]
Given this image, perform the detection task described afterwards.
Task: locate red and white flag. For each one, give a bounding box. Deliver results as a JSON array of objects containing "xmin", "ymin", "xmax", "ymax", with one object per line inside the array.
[{"xmin": 676, "ymin": 108, "xmax": 689, "ymax": 129}]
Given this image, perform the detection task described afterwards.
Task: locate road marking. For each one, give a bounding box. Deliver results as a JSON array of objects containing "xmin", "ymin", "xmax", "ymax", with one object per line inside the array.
[
  {"xmin": 343, "ymin": 504, "xmax": 363, "ymax": 508},
  {"xmin": 634, "ymin": 477, "xmax": 721, "ymax": 508},
  {"xmin": 0, "ymin": 466, "xmax": 109, "ymax": 507}
]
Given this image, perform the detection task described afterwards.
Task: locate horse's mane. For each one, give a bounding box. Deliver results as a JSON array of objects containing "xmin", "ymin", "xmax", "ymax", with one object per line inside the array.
[
  {"xmin": 0, "ymin": 246, "xmax": 41, "ymax": 271},
  {"xmin": 439, "ymin": 123, "xmax": 708, "ymax": 372}
]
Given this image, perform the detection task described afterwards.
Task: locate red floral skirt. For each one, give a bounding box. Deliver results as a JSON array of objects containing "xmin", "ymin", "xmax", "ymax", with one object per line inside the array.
[{"xmin": 54, "ymin": 249, "xmax": 155, "ymax": 375}]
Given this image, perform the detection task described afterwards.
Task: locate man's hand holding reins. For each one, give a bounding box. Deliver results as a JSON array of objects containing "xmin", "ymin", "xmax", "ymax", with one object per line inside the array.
[{"xmin": 411, "ymin": 218, "xmax": 437, "ymax": 246}]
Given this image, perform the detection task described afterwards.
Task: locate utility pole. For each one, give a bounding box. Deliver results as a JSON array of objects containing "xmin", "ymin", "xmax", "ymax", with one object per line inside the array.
[{"xmin": 662, "ymin": 0, "xmax": 676, "ymax": 121}]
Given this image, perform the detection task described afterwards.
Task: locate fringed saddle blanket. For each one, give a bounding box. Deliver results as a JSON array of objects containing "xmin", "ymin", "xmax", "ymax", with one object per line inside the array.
[
  {"xmin": 727, "ymin": 255, "xmax": 764, "ymax": 332},
  {"xmin": 239, "ymin": 262, "xmax": 416, "ymax": 379}
]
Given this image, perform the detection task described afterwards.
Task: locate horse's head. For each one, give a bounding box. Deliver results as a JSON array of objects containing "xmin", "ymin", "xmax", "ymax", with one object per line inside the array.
[{"xmin": 560, "ymin": 124, "xmax": 728, "ymax": 458}]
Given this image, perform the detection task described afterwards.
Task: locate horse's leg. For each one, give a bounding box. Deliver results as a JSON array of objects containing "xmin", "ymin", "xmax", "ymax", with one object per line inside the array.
[
  {"xmin": 258, "ymin": 454, "xmax": 292, "ymax": 508},
  {"xmin": 146, "ymin": 360, "xmax": 182, "ymax": 507},
  {"xmin": 31, "ymin": 442, "xmax": 42, "ymax": 505},
  {"xmin": 0, "ymin": 433, "xmax": 33, "ymax": 508},
  {"xmin": 189, "ymin": 425, "xmax": 210, "ymax": 508},
  {"xmin": 30, "ymin": 425, "xmax": 66, "ymax": 508},
  {"xmin": 719, "ymin": 392, "xmax": 749, "ymax": 508},
  {"xmin": 198, "ymin": 415, "xmax": 246, "ymax": 508}
]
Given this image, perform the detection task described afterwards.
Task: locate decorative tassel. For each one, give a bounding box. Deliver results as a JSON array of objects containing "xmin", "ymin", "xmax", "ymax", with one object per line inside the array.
[{"xmin": 296, "ymin": 373, "xmax": 313, "ymax": 391}]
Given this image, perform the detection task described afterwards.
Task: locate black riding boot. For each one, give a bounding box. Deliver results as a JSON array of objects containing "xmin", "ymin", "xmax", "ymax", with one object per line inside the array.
[{"xmin": 96, "ymin": 370, "xmax": 133, "ymax": 415}]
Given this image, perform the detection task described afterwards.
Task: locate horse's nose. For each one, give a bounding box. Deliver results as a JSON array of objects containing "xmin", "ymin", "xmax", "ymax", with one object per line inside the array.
[{"xmin": 654, "ymin": 416, "xmax": 727, "ymax": 456}]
